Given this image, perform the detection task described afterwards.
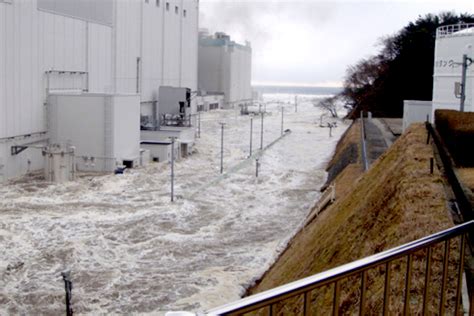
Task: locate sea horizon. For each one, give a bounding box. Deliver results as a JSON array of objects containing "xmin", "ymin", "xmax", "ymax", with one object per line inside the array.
[{"xmin": 253, "ymin": 84, "xmax": 342, "ymax": 96}]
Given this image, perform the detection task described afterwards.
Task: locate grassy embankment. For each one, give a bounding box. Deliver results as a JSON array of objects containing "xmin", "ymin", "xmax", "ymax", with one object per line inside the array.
[{"xmin": 249, "ymin": 122, "xmax": 457, "ymax": 314}]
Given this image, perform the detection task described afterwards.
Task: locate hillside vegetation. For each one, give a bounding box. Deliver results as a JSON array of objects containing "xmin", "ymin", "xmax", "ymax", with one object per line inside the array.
[{"xmin": 249, "ymin": 123, "xmax": 456, "ymax": 314}]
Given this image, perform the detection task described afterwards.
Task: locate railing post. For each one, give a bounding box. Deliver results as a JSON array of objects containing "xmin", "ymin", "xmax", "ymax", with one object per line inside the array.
[
  {"xmin": 455, "ymin": 234, "xmax": 466, "ymax": 316},
  {"xmin": 304, "ymin": 291, "xmax": 312, "ymax": 316},
  {"xmin": 422, "ymin": 247, "xmax": 432, "ymax": 316},
  {"xmin": 383, "ymin": 262, "xmax": 391, "ymax": 315},
  {"xmin": 439, "ymin": 240, "xmax": 450, "ymax": 315},
  {"xmin": 404, "ymin": 254, "xmax": 413, "ymax": 315},
  {"xmin": 333, "ymin": 281, "xmax": 340, "ymax": 316}
]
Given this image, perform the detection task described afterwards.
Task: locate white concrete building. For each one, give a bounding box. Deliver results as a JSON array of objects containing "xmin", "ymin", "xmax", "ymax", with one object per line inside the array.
[
  {"xmin": 432, "ymin": 24, "xmax": 473, "ymax": 113},
  {"xmin": 198, "ymin": 31, "xmax": 252, "ymax": 109},
  {"xmin": 0, "ymin": 0, "xmax": 198, "ymax": 182},
  {"xmin": 403, "ymin": 24, "xmax": 474, "ymax": 130}
]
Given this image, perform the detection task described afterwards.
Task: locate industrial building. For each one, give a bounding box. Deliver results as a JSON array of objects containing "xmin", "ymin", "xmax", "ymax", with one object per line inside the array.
[
  {"xmin": 198, "ymin": 30, "xmax": 252, "ymax": 109},
  {"xmin": 0, "ymin": 0, "xmax": 199, "ymax": 182},
  {"xmin": 403, "ymin": 24, "xmax": 473, "ymax": 130}
]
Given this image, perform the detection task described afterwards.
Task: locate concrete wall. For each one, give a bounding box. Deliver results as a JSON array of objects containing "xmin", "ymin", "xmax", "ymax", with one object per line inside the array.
[
  {"xmin": 112, "ymin": 95, "xmax": 141, "ymax": 161},
  {"xmin": 402, "ymin": 100, "xmax": 432, "ymax": 132},
  {"xmin": 48, "ymin": 94, "xmax": 140, "ymax": 172}
]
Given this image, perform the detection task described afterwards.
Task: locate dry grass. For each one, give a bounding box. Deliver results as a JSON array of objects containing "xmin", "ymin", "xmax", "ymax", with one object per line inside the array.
[
  {"xmin": 456, "ymin": 168, "xmax": 474, "ymax": 191},
  {"xmin": 326, "ymin": 120, "xmax": 361, "ymax": 172},
  {"xmin": 248, "ymin": 123, "xmax": 456, "ymax": 313},
  {"xmin": 332, "ymin": 163, "xmax": 364, "ymax": 199}
]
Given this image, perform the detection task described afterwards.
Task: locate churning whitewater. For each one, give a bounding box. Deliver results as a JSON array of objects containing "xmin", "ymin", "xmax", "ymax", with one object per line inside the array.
[{"xmin": 0, "ymin": 95, "xmax": 348, "ymax": 314}]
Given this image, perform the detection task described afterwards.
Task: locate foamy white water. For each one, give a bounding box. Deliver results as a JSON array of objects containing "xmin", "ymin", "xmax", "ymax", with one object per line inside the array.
[{"xmin": 0, "ymin": 95, "xmax": 348, "ymax": 314}]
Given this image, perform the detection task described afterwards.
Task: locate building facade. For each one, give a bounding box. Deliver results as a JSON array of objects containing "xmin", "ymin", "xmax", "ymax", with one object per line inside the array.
[
  {"xmin": 198, "ymin": 31, "xmax": 252, "ymax": 108},
  {"xmin": 0, "ymin": 0, "xmax": 198, "ymax": 182}
]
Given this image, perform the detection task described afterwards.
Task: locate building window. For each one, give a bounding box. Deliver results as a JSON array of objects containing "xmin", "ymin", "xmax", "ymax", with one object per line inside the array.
[
  {"xmin": 156, "ymin": 0, "xmax": 160, "ymax": 6},
  {"xmin": 183, "ymin": 9, "xmax": 186, "ymax": 17},
  {"xmin": 166, "ymin": 2, "xmax": 169, "ymax": 11},
  {"xmin": 175, "ymin": 6, "xmax": 178, "ymax": 14}
]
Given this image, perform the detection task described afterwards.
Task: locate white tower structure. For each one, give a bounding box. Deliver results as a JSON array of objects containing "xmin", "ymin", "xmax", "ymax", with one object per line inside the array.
[
  {"xmin": 0, "ymin": 0, "xmax": 199, "ymax": 182},
  {"xmin": 198, "ymin": 31, "xmax": 252, "ymax": 109},
  {"xmin": 433, "ymin": 23, "xmax": 474, "ymax": 113}
]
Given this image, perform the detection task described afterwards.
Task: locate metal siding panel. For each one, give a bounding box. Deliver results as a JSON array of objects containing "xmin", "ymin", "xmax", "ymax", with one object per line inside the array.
[
  {"xmin": 88, "ymin": 23, "xmax": 112, "ymax": 93},
  {"xmin": 115, "ymin": 0, "xmax": 140, "ymax": 94},
  {"xmin": 0, "ymin": 4, "xmax": 5, "ymax": 138},
  {"xmin": 4, "ymin": 3, "xmax": 13, "ymax": 137}
]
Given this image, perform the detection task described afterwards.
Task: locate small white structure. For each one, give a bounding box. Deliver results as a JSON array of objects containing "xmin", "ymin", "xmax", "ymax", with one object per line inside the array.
[
  {"xmin": 433, "ymin": 24, "xmax": 474, "ymax": 113},
  {"xmin": 198, "ymin": 31, "xmax": 252, "ymax": 109},
  {"xmin": 402, "ymin": 100, "xmax": 432, "ymax": 131},
  {"xmin": 43, "ymin": 144, "xmax": 76, "ymax": 183},
  {"xmin": 196, "ymin": 91, "xmax": 225, "ymax": 111},
  {"xmin": 140, "ymin": 86, "xmax": 197, "ymax": 162},
  {"xmin": 403, "ymin": 24, "xmax": 474, "ymax": 130},
  {"xmin": 48, "ymin": 93, "xmax": 141, "ymax": 172}
]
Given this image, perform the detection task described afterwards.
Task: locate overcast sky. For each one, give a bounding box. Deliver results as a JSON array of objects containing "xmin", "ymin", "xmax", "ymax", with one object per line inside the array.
[{"xmin": 199, "ymin": 0, "xmax": 474, "ymax": 87}]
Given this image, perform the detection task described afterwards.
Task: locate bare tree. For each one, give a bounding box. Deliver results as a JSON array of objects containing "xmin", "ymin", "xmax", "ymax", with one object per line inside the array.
[{"xmin": 315, "ymin": 95, "xmax": 339, "ymax": 118}]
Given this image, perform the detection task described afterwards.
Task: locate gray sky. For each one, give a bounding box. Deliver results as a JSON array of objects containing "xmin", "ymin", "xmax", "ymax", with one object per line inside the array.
[{"xmin": 199, "ymin": 0, "xmax": 474, "ymax": 87}]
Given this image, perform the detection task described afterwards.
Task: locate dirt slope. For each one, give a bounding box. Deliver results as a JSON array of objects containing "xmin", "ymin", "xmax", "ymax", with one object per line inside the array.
[{"xmin": 249, "ymin": 123, "xmax": 455, "ymax": 313}]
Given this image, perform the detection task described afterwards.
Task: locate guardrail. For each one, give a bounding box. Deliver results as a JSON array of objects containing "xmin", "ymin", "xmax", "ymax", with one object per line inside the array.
[
  {"xmin": 206, "ymin": 220, "xmax": 474, "ymax": 315},
  {"xmin": 161, "ymin": 114, "xmax": 193, "ymax": 127},
  {"xmin": 437, "ymin": 23, "xmax": 474, "ymax": 38},
  {"xmin": 360, "ymin": 112, "xmax": 369, "ymax": 171}
]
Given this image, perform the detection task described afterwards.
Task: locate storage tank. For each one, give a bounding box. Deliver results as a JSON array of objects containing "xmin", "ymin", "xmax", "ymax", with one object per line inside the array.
[
  {"xmin": 433, "ymin": 24, "xmax": 474, "ymax": 114},
  {"xmin": 43, "ymin": 144, "xmax": 76, "ymax": 183}
]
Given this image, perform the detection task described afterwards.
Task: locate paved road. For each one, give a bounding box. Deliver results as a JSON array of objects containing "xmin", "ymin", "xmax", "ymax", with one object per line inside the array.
[{"xmin": 364, "ymin": 118, "xmax": 402, "ymax": 165}]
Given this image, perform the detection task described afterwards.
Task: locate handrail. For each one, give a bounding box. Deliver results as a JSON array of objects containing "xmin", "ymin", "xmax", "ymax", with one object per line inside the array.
[
  {"xmin": 206, "ymin": 220, "xmax": 474, "ymax": 315},
  {"xmin": 360, "ymin": 112, "xmax": 369, "ymax": 171},
  {"xmin": 437, "ymin": 23, "xmax": 474, "ymax": 38}
]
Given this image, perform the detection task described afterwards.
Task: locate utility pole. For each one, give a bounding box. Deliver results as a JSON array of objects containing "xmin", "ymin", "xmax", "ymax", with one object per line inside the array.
[
  {"xmin": 256, "ymin": 158, "xmax": 260, "ymax": 177},
  {"xmin": 260, "ymin": 111, "xmax": 264, "ymax": 150},
  {"xmin": 169, "ymin": 136, "xmax": 178, "ymax": 202},
  {"xmin": 249, "ymin": 116, "xmax": 253, "ymax": 157},
  {"xmin": 61, "ymin": 270, "xmax": 73, "ymax": 316},
  {"xmin": 219, "ymin": 123, "xmax": 225, "ymax": 174},
  {"xmin": 281, "ymin": 106, "xmax": 284, "ymax": 136},
  {"xmin": 197, "ymin": 111, "xmax": 201, "ymax": 138},
  {"xmin": 460, "ymin": 54, "xmax": 473, "ymax": 112},
  {"xmin": 295, "ymin": 95, "xmax": 298, "ymax": 113}
]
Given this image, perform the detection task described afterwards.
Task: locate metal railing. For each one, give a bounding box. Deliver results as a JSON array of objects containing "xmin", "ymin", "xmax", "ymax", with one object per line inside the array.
[
  {"xmin": 206, "ymin": 220, "xmax": 474, "ymax": 315},
  {"xmin": 360, "ymin": 112, "xmax": 369, "ymax": 171},
  {"xmin": 161, "ymin": 114, "xmax": 193, "ymax": 127},
  {"xmin": 437, "ymin": 23, "xmax": 474, "ymax": 38}
]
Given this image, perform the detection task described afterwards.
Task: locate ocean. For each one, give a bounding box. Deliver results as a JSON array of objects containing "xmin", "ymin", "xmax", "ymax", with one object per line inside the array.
[{"xmin": 253, "ymin": 85, "xmax": 342, "ymax": 96}]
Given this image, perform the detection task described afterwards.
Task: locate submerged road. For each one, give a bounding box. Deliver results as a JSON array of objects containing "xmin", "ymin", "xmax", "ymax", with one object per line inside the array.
[{"xmin": 0, "ymin": 96, "xmax": 349, "ymax": 314}]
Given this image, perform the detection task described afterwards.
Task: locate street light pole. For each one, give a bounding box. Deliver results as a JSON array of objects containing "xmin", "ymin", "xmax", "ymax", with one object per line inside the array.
[
  {"xmin": 281, "ymin": 106, "xmax": 284, "ymax": 136},
  {"xmin": 169, "ymin": 136, "xmax": 178, "ymax": 202},
  {"xmin": 249, "ymin": 116, "xmax": 253, "ymax": 157},
  {"xmin": 260, "ymin": 111, "xmax": 264, "ymax": 150},
  {"xmin": 219, "ymin": 123, "xmax": 225, "ymax": 174},
  {"xmin": 460, "ymin": 54, "xmax": 473, "ymax": 112},
  {"xmin": 198, "ymin": 111, "xmax": 201, "ymax": 138}
]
